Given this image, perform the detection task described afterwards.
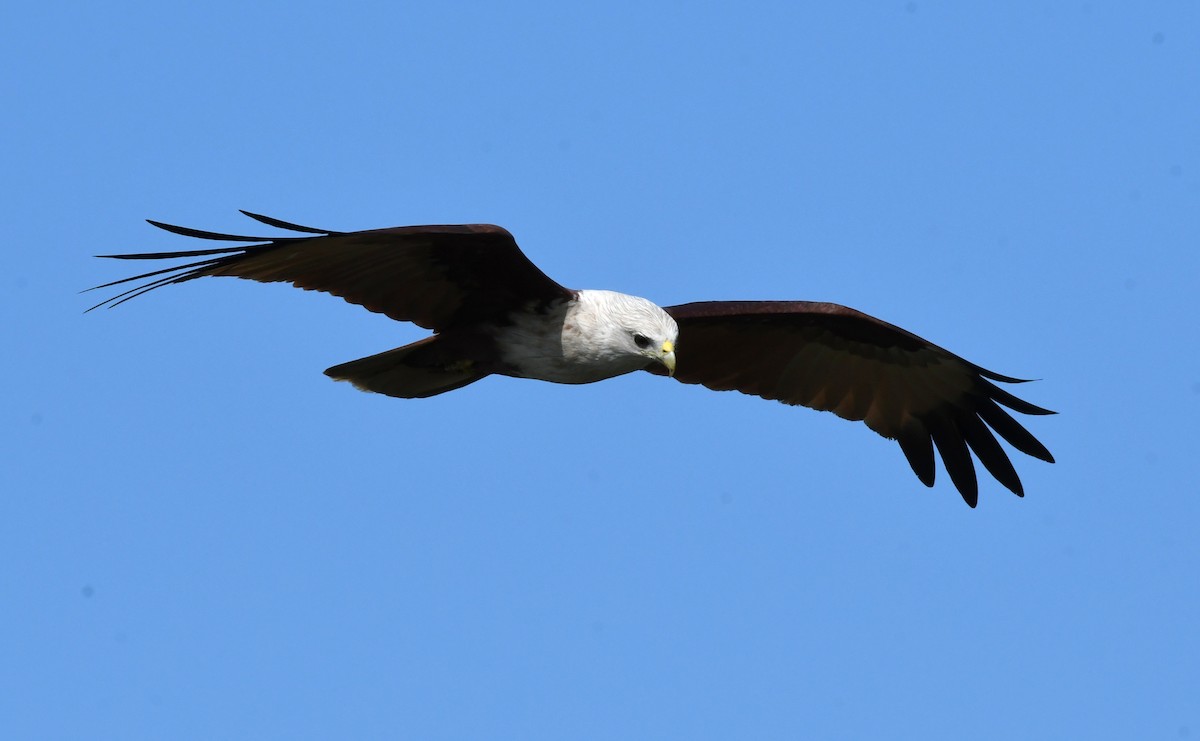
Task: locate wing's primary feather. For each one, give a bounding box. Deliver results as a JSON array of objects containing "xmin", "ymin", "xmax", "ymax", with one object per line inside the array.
[
  {"xmin": 237, "ymin": 210, "xmax": 334, "ymax": 234},
  {"xmin": 87, "ymin": 213, "xmax": 573, "ymax": 329},
  {"xmin": 662, "ymin": 300, "xmax": 1054, "ymax": 506}
]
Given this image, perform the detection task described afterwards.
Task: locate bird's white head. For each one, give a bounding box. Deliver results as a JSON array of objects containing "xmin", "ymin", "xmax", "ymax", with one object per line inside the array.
[{"xmin": 573, "ymin": 290, "xmax": 678, "ymax": 376}]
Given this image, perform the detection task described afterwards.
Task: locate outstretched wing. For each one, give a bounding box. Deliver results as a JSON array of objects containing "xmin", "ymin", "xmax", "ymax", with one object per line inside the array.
[
  {"xmin": 87, "ymin": 211, "xmax": 574, "ymax": 330},
  {"xmin": 662, "ymin": 301, "xmax": 1054, "ymax": 507}
]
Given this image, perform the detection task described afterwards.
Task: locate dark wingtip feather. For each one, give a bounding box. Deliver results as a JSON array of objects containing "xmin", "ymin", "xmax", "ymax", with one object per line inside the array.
[
  {"xmin": 95, "ymin": 244, "xmax": 251, "ymax": 260},
  {"xmin": 977, "ymin": 399, "xmax": 1055, "ymax": 463},
  {"xmin": 83, "ymin": 254, "xmax": 232, "ymax": 312},
  {"xmin": 959, "ymin": 413, "xmax": 1025, "ymax": 497},
  {"xmin": 980, "ymin": 378, "xmax": 1056, "ymax": 416},
  {"xmin": 896, "ymin": 421, "xmax": 936, "ymax": 488},
  {"xmin": 238, "ymin": 210, "xmax": 336, "ymax": 235},
  {"xmin": 927, "ymin": 415, "xmax": 979, "ymax": 507},
  {"xmin": 975, "ymin": 366, "xmax": 1037, "ymax": 384},
  {"xmin": 146, "ymin": 219, "xmax": 276, "ymax": 243}
]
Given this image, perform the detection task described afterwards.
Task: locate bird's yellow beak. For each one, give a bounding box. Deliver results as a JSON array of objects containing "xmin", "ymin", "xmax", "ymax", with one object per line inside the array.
[{"xmin": 660, "ymin": 340, "xmax": 676, "ymax": 377}]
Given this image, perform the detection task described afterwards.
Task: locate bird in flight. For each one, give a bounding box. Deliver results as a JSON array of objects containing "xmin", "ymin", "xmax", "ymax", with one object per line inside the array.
[{"xmin": 89, "ymin": 211, "xmax": 1054, "ymax": 507}]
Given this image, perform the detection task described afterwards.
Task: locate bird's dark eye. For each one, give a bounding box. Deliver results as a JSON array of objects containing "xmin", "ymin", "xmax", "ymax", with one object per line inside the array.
[{"xmin": 633, "ymin": 333, "xmax": 651, "ymax": 349}]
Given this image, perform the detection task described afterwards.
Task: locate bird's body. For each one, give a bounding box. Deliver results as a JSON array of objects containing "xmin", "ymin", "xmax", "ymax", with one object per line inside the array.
[{"xmin": 90, "ymin": 212, "xmax": 1054, "ymax": 506}]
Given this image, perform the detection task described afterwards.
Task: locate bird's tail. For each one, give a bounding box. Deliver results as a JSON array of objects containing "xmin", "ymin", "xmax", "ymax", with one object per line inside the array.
[{"xmin": 325, "ymin": 336, "xmax": 487, "ymax": 399}]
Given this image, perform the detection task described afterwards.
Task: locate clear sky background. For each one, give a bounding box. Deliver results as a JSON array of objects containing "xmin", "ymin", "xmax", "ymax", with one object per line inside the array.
[{"xmin": 3, "ymin": 2, "xmax": 1198, "ymax": 739}]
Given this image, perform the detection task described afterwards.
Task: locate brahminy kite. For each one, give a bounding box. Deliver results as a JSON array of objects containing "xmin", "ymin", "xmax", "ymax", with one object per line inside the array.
[{"xmin": 89, "ymin": 211, "xmax": 1055, "ymax": 506}]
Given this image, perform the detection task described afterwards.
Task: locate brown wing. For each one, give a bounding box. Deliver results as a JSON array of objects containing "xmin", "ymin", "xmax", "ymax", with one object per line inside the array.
[
  {"xmin": 87, "ymin": 211, "xmax": 574, "ymax": 330},
  {"xmin": 661, "ymin": 301, "xmax": 1055, "ymax": 507}
]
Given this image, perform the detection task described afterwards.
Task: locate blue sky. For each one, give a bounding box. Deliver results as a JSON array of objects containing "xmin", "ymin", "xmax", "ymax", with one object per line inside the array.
[{"xmin": 3, "ymin": 1, "xmax": 1198, "ymax": 738}]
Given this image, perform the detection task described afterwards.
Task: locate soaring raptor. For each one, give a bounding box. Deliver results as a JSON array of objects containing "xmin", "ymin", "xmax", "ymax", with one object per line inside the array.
[{"xmin": 90, "ymin": 211, "xmax": 1055, "ymax": 507}]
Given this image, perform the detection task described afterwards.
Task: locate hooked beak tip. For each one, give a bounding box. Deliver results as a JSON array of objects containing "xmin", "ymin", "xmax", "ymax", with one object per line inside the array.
[{"xmin": 660, "ymin": 341, "xmax": 676, "ymax": 377}]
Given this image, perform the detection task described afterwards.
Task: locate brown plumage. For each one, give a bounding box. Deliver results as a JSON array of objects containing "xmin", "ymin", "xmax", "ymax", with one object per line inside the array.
[
  {"xmin": 651, "ymin": 302, "xmax": 1054, "ymax": 506},
  {"xmin": 90, "ymin": 211, "xmax": 1054, "ymax": 506}
]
